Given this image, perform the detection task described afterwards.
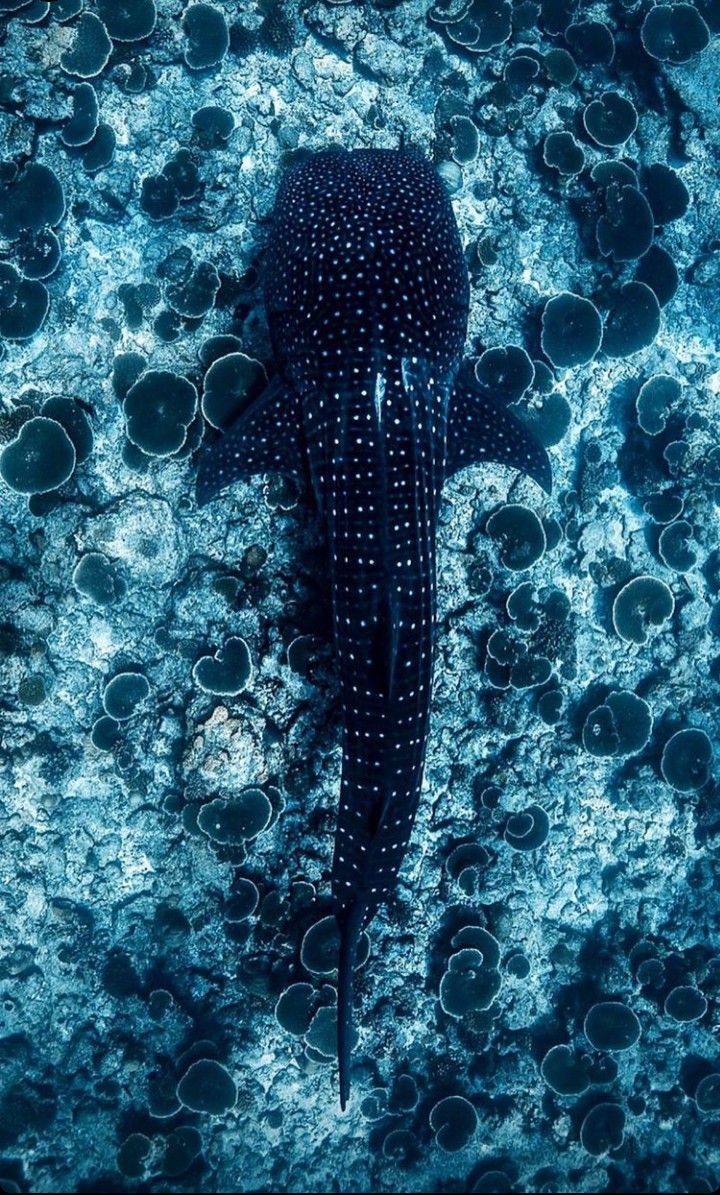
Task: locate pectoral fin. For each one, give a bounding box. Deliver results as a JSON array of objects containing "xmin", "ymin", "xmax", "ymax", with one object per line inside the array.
[
  {"xmin": 446, "ymin": 370, "xmax": 552, "ymax": 495},
  {"xmin": 196, "ymin": 377, "xmax": 304, "ymax": 506}
]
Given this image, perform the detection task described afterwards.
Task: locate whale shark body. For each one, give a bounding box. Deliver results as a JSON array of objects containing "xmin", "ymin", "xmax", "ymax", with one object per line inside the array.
[{"xmin": 196, "ymin": 148, "xmax": 551, "ymax": 1108}]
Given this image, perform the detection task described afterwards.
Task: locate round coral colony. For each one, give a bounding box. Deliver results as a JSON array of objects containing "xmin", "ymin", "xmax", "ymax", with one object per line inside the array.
[
  {"xmin": 474, "ymin": 345, "xmax": 534, "ymax": 400},
  {"xmin": 541, "ymin": 292, "xmax": 602, "ymax": 368},
  {"xmin": 486, "ymin": 504, "xmax": 546, "ymax": 571},
  {"xmin": 73, "ymin": 552, "xmax": 125, "ymax": 605},
  {"xmin": 182, "ymin": 2, "xmax": 229, "ymax": 70},
  {"xmin": 543, "ymin": 130, "xmax": 585, "ymax": 176},
  {"xmin": 102, "ymin": 672, "xmax": 150, "ymax": 721},
  {"xmin": 15, "ymin": 229, "xmax": 62, "ymax": 281},
  {"xmin": 660, "ymin": 728, "xmax": 713, "ymax": 792},
  {"xmin": 224, "ymin": 877, "xmax": 259, "ymax": 923},
  {"xmin": 612, "ymin": 575, "xmax": 674, "ymax": 644},
  {"xmin": 0, "ymin": 416, "xmax": 75, "ymax": 493},
  {"xmin": 176, "ymin": 1058, "xmax": 237, "ymax": 1115},
  {"xmin": 60, "ymin": 83, "xmax": 99, "ymax": 147},
  {"xmin": 596, "ymin": 184, "xmax": 654, "ymax": 262},
  {"xmin": 641, "ymin": 3, "xmax": 711, "ymax": 63},
  {"xmin": 95, "ymin": 0, "xmax": 157, "ymax": 42},
  {"xmin": 300, "ymin": 915, "xmax": 370, "ymax": 976},
  {"xmin": 60, "ymin": 11, "xmax": 113, "ymax": 78},
  {"xmin": 635, "ymin": 244, "xmax": 679, "ymax": 308},
  {"xmin": 201, "ymin": 353, "xmax": 268, "ymax": 429},
  {"xmin": 197, "ymin": 789, "xmax": 272, "ymax": 844},
  {"xmin": 81, "ymin": 123, "xmax": 116, "ymax": 174},
  {"xmin": 192, "ymin": 636, "xmax": 252, "ymax": 695},
  {"xmin": 584, "ymin": 1001, "xmax": 641, "ymax": 1051},
  {"xmin": 636, "ymin": 374, "xmax": 682, "ymax": 435},
  {"xmin": 541, "ymin": 1045, "xmax": 590, "ymax": 1095},
  {"xmin": 123, "ymin": 370, "xmax": 198, "ymax": 456},
  {"xmin": 583, "ymin": 91, "xmax": 638, "ymax": 148},
  {"xmin": 580, "ymin": 1102, "xmax": 626, "ymax": 1157},
  {"xmin": 429, "ymin": 1095, "xmax": 478, "ymax": 1153},
  {"xmin": 0, "ymin": 273, "xmax": 49, "ymax": 340},
  {"xmin": 601, "ymin": 281, "xmax": 661, "ymax": 358},
  {"xmin": 192, "ymin": 105, "xmax": 235, "ymax": 148}
]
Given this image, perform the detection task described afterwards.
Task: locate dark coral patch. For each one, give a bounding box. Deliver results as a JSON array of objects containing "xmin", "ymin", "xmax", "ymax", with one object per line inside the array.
[
  {"xmin": 81, "ymin": 124, "xmax": 116, "ymax": 173},
  {"xmin": 543, "ymin": 47, "xmax": 577, "ymax": 85},
  {"xmin": 123, "ymin": 370, "xmax": 198, "ymax": 456},
  {"xmin": 601, "ymin": 282, "xmax": 660, "ymax": 358},
  {"xmin": 112, "ymin": 351, "xmax": 147, "ymax": 399},
  {"xmin": 580, "ymin": 1103, "xmax": 625, "ymax": 1156},
  {"xmin": 543, "ymin": 131, "xmax": 584, "ymax": 176},
  {"xmin": 198, "ymin": 790, "xmax": 271, "ymax": 843},
  {"xmin": 583, "ymin": 91, "xmax": 637, "ymax": 148},
  {"xmin": 103, "ymin": 671, "xmax": 150, "ymax": 720},
  {"xmin": 198, "ymin": 334, "xmax": 242, "ymax": 369},
  {"xmin": 0, "ymin": 163, "xmax": 65, "ymax": 239},
  {"xmin": 661, "ymin": 728, "xmax": 713, "ymax": 791},
  {"xmin": 582, "ymin": 691, "xmax": 652, "ymax": 757},
  {"xmin": 176, "ymin": 1059, "xmax": 236, "ymax": 1115},
  {"xmin": 15, "ymin": 229, "xmax": 62, "ymax": 281},
  {"xmin": 612, "ymin": 576, "xmax": 674, "ymax": 644},
  {"xmin": 192, "ymin": 105, "xmax": 235, "ymax": 148},
  {"xmin": 0, "ymin": 416, "xmax": 75, "ymax": 494},
  {"xmin": 565, "ymin": 19, "xmax": 614, "ymax": 65},
  {"xmin": 541, "ymin": 292, "xmax": 602, "ymax": 368},
  {"xmin": 541, "ymin": 1045, "xmax": 590, "ymax": 1095},
  {"xmin": 60, "ymin": 83, "xmax": 99, "ymax": 147},
  {"xmin": 429, "ymin": 1095, "xmax": 477, "ymax": 1153},
  {"xmin": 0, "ymin": 277, "xmax": 49, "ymax": 339},
  {"xmin": 591, "ymin": 160, "xmax": 638, "ymax": 189},
  {"xmin": 201, "ymin": 352, "xmax": 267, "ymax": 430},
  {"xmin": 584, "ymin": 1001, "xmax": 641, "ymax": 1051},
  {"xmin": 192, "ymin": 636, "xmax": 252, "ymax": 695},
  {"xmin": 641, "ymin": 164, "xmax": 690, "ymax": 226},
  {"xmin": 636, "ymin": 375, "xmax": 681, "ymax": 435},
  {"xmin": 40, "ymin": 397, "xmax": 93, "ymax": 464},
  {"xmin": 73, "ymin": 553, "xmax": 126, "ymax": 606},
  {"xmin": 96, "ymin": 0, "xmax": 157, "ymax": 42},
  {"xmin": 162, "ymin": 149, "xmax": 201, "ymax": 200},
  {"xmin": 596, "ymin": 185, "xmax": 654, "ymax": 262},
  {"xmin": 641, "ymin": 4, "xmax": 710, "ymax": 63},
  {"xmin": 504, "ymin": 804, "xmax": 550, "ymax": 849},
  {"xmin": 140, "ymin": 175, "xmax": 179, "ymax": 221},
  {"xmin": 634, "ymin": 244, "xmax": 679, "ymax": 307},
  {"xmin": 486, "ymin": 504, "xmax": 546, "ymax": 571},
  {"xmin": 183, "ymin": 2, "xmax": 229, "ymax": 69},
  {"xmin": 474, "ymin": 345, "xmax": 534, "ymax": 401},
  {"xmin": 165, "ymin": 260, "xmax": 220, "ymax": 319},
  {"xmin": 60, "ymin": 12, "xmax": 113, "ymax": 79}
]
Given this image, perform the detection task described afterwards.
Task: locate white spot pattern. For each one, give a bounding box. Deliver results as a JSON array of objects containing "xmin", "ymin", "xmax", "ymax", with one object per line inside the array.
[
  {"xmin": 197, "ymin": 149, "xmax": 550, "ymax": 931},
  {"xmin": 265, "ymin": 149, "xmax": 469, "ymax": 925}
]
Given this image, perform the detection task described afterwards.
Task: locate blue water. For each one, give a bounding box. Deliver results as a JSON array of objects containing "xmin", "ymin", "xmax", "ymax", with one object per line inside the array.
[{"xmin": 0, "ymin": 2, "xmax": 719, "ymax": 1191}]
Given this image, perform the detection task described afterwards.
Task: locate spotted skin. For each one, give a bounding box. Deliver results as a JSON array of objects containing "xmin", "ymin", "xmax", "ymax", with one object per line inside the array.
[{"xmin": 196, "ymin": 148, "xmax": 551, "ymax": 1109}]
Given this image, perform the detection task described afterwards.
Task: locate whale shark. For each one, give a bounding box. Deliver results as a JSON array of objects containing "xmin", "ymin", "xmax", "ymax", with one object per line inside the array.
[{"xmin": 196, "ymin": 147, "xmax": 551, "ymax": 1109}]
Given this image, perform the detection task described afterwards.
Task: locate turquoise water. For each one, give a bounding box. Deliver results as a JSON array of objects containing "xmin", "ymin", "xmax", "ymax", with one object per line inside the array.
[{"xmin": 0, "ymin": 2, "xmax": 719, "ymax": 1191}]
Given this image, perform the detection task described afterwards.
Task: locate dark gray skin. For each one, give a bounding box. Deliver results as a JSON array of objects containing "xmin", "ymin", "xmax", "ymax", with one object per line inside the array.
[{"xmin": 196, "ymin": 148, "xmax": 550, "ymax": 1109}]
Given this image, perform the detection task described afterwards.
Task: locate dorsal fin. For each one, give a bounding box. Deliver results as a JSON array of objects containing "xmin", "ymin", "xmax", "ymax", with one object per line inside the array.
[
  {"xmin": 196, "ymin": 377, "xmax": 304, "ymax": 506},
  {"xmin": 446, "ymin": 369, "xmax": 552, "ymax": 494}
]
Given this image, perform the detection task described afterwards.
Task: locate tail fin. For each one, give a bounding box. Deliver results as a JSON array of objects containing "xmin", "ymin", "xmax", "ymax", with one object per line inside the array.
[{"xmin": 336, "ymin": 903, "xmax": 364, "ymax": 1112}]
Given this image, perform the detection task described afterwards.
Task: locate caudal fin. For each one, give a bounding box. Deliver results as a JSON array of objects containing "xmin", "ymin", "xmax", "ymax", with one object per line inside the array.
[{"xmin": 336, "ymin": 904, "xmax": 364, "ymax": 1111}]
